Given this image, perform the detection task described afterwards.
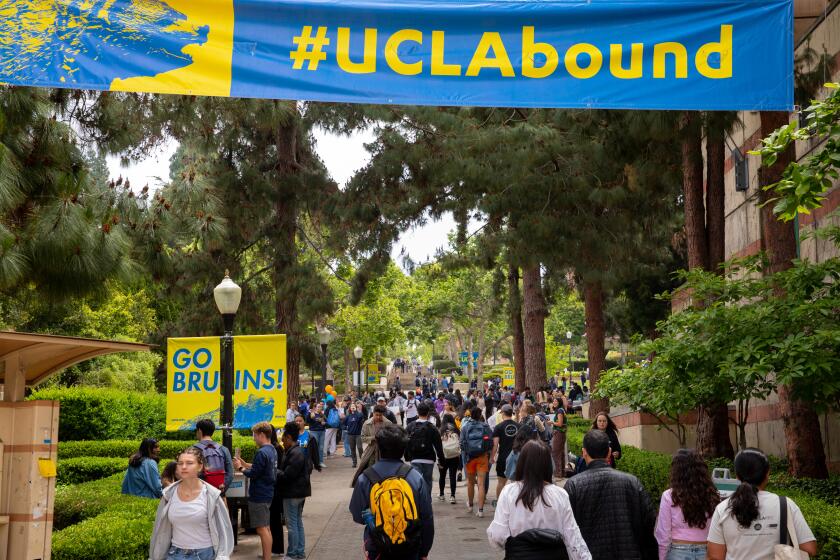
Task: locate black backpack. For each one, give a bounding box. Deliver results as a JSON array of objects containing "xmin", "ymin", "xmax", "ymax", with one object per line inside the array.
[{"xmin": 406, "ymin": 421, "xmax": 432, "ymax": 461}]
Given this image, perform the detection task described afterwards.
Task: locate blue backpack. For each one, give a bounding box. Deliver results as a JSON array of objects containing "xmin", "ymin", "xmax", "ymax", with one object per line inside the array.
[
  {"xmin": 327, "ymin": 407, "xmax": 340, "ymax": 428},
  {"xmin": 461, "ymin": 420, "xmax": 492, "ymax": 458}
]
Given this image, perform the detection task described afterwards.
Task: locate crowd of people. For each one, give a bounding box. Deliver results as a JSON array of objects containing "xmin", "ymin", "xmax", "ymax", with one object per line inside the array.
[{"xmin": 118, "ymin": 373, "xmax": 819, "ymax": 560}]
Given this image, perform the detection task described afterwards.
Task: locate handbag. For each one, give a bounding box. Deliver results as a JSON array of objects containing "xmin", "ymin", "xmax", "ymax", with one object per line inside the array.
[{"xmin": 774, "ymin": 496, "xmax": 810, "ymax": 560}]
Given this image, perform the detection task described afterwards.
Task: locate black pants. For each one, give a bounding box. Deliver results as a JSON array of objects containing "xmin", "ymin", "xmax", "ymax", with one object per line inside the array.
[
  {"xmin": 270, "ymin": 492, "xmax": 285, "ymax": 554},
  {"xmin": 438, "ymin": 457, "xmax": 459, "ymax": 496}
]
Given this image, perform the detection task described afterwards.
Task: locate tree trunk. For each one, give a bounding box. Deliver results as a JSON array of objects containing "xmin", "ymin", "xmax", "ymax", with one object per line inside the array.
[
  {"xmin": 681, "ymin": 111, "xmax": 708, "ymax": 271},
  {"xmin": 274, "ymin": 120, "xmax": 302, "ymax": 402},
  {"xmin": 692, "ymin": 117, "xmax": 736, "ymax": 459},
  {"xmin": 696, "ymin": 404, "xmax": 734, "ymax": 459},
  {"xmin": 522, "ymin": 264, "xmax": 547, "ymax": 392},
  {"xmin": 759, "ymin": 110, "xmax": 828, "ymax": 478},
  {"xmin": 583, "ymin": 281, "xmax": 608, "ymax": 417},
  {"xmin": 706, "ymin": 118, "xmax": 726, "ymax": 274},
  {"xmin": 508, "ymin": 264, "xmax": 527, "ymax": 391},
  {"xmin": 344, "ymin": 347, "xmax": 352, "ymax": 393}
]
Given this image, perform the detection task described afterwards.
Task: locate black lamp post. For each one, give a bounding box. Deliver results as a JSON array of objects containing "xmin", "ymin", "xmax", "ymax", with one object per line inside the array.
[
  {"xmin": 317, "ymin": 326, "xmax": 330, "ymax": 399},
  {"xmin": 213, "ymin": 270, "xmax": 242, "ymax": 455},
  {"xmin": 354, "ymin": 346, "xmax": 363, "ymax": 394}
]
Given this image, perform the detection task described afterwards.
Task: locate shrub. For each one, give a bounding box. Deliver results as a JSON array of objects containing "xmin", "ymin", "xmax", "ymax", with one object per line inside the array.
[
  {"xmin": 57, "ymin": 457, "xmax": 127, "ymax": 485},
  {"xmin": 58, "ymin": 436, "xmax": 257, "ymax": 462},
  {"xmin": 28, "ymin": 387, "xmax": 166, "ymax": 441},
  {"xmin": 52, "ymin": 499, "xmax": 158, "ymax": 560},
  {"xmin": 432, "ymin": 359, "xmax": 457, "ymax": 371},
  {"xmin": 54, "ymin": 473, "xmax": 130, "ymax": 529}
]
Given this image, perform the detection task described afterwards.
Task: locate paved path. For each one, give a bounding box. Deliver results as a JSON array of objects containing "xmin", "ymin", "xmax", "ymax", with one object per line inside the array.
[{"xmin": 231, "ymin": 450, "xmax": 504, "ymax": 560}]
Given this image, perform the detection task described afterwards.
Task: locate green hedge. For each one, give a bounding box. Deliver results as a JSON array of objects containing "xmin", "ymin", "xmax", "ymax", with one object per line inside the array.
[
  {"xmin": 565, "ymin": 419, "xmax": 840, "ymax": 558},
  {"xmin": 28, "ymin": 387, "xmax": 167, "ymax": 441},
  {"xmin": 58, "ymin": 436, "xmax": 257, "ymax": 462},
  {"xmin": 57, "ymin": 457, "xmax": 127, "ymax": 485},
  {"xmin": 52, "ymin": 496, "xmax": 158, "ymax": 560},
  {"xmin": 54, "ymin": 473, "xmax": 135, "ymax": 530}
]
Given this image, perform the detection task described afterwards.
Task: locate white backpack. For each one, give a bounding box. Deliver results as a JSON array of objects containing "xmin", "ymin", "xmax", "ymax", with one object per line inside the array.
[{"xmin": 442, "ymin": 431, "xmax": 461, "ymax": 459}]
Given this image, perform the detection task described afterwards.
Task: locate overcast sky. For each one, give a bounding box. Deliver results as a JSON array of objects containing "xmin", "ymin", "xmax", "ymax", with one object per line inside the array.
[{"xmin": 105, "ymin": 128, "xmax": 461, "ymax": 269}]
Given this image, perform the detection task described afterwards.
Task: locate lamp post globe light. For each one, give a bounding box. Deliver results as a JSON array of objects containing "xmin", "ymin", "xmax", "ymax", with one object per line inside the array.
[
  {"xmin": 213, "ymin": 270, "xmax": 241, "ymax": 454},
  {"xmin": 317, "ymin": 326, "xmax": 330, "ymax": 398},
  {"xmin": 354, "ymin": 346, "xmax": 363, "ymax": 394}
]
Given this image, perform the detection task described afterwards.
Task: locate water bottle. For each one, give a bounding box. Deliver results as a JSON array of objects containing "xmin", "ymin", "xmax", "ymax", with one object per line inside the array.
[{"xmin": 361, "ymin": 508, "xmax": 376, "ymax": 530}]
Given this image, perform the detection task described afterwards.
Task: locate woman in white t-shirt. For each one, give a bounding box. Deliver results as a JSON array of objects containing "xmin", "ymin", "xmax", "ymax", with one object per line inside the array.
[
  {"xmin": 487, "ymin": 439, "xmax": 591, "ymax": 560},
  {"xmin": 148, "ymin": 447, "xmax": 235, "ymax": 560},
  {"xmin": 707, "ymin": 448, "xmax": 817, "ymax": 560}
]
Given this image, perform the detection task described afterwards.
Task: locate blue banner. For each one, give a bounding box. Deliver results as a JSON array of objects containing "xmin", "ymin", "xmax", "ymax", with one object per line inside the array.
[{"xmin": 0, "ymin": 0, "xmax": 792, "ymax": 110}]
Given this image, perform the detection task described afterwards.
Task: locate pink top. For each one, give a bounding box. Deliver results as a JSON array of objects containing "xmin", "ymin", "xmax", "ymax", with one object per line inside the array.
[{"xmin": 654, "ymin": 489, "xmax": 711, "ymax": 560}]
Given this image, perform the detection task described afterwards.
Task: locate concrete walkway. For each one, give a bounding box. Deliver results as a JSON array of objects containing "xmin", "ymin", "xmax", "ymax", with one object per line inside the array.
[{"xmin": 231, "ymin": 450, "xmax": 504, "ymax": 560}]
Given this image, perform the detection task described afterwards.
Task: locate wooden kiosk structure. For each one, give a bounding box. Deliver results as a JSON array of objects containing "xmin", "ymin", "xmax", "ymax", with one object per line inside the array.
[{"xmin": 0, "ymin": 331, "xmax": 150, "ymax": 560}]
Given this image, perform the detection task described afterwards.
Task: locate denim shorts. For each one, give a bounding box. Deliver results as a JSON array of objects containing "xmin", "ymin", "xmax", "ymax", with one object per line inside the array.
[
  {"xmin": 666, "ymin": 543, "xmax": 707, "ymax": 560},
  {"xmin": 167, "ymin": 545, "xmax": 215, "ymax": 560}
]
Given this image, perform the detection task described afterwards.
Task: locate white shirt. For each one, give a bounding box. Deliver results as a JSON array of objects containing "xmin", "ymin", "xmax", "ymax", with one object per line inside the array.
[
  {"xmin": 286, "ymin": 407, "xmax": 297, "ymax": 423},
  {"xmin": 169, "ymin": 484, "xmax": 213, "ymax": 550},
  {"xmin": 707, "ymin": 491, "xmax": 815, "ymax": 560},
  {"xmin": 405, "ymin": 398, "xmax": 418, "ymax": 419},
  {"xmin": 487, "ymin": 481, "xmax": 591, "ymax": 560}
]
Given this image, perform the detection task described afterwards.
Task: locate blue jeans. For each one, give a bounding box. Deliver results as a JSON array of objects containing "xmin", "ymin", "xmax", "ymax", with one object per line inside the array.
[
  {"xmin": 343, "ymin": 430, "xmax": 351, "ymax": 456},
  {"xmin": 666, "ymin": 544, "xmax": 707, "ymax": 560},
  {"xmin": 167, "ymin": 546, "xmax": 214, "ymax": 560},
  {"xmin": 284, "ymin": 497, "xmax": 306, "ymax": 559},
  {"xmin": 412, "ymin": 462, "xmax": 434, "ymax": 498},
  {"xmin": 310, "ymin": 430, "xmax": 325, "ymax": 463}
]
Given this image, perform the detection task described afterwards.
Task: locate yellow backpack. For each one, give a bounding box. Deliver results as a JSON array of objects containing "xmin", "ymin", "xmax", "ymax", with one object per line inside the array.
[{"xmin": 364, "ymin": 464, "xmax": 422, "ymax": 554}]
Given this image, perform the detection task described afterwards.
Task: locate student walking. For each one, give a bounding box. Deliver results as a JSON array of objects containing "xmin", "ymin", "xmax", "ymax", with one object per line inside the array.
[
  {"xmin": 276, "ymin": 422, "xmax": 312, "ymax": 560},
  {"xmin": 654, "ymin": 449, "xmax": 720, "ymax": 560},
  {"xmin": 564, "ymin": 430, "xmax": 657, "ymax": 560},
  {"xmin": 460, "ymin": 407, "xmax": 493, "ymax": 518},
  {"xmin": 194, "ymin": 419, "xmax": 234, "ymax": 493},
  {"xmin": 345, "ymin": 402, "xmax": 365, "ymax": 468},
  {"xmin": 349, "ymin": 425, "xmax": 435, "ymax": 560},
  {"xmin": 438, "ymin": 419, "xmax": 461, "ymax": 503},
  {"xmin": 404, "ymin": 402, "xmax": 444, "ymax": 498},
  {"xmin": 706, "ymin": 448, "xmax": 816, "ymax": 560},
  {"xmin": 490, "ymin": 405, "xmax": 519, "ymax": 499},
  {"xmin": 325, "ymin": 399, "xmax": 341, "ymax": 457},
  {"xmin": 233, "ymin": 422, "xmax": 277, "ymax": 560},
  {"xmin": 487, "ymin": 440, "xmax": 591, "ymax": 560},
  {"xmin": 309, "ymin": 402, "xmax": 328, "ymax": 468},
  {"xmin": 148, "ymin": 447, "xmax": 234, "ymax": 560},
  {"xmin": 122, "ymin": 438, "xmax": 163, "ymax": 499},
  {"xmin": 592, "ymin": 412, "xmax": 622, "ymax": 466}
]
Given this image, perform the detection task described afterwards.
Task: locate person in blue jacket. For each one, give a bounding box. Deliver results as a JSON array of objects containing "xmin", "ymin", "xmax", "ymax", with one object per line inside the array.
[{"xmin": 121, "ymin": 438, "xmax": 163, "ymax": 499}]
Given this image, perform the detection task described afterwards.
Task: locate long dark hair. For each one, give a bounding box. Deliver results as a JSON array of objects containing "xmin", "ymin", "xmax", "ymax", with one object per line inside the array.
[
  {"xmin": 592, "ymin": 412, "xmax": 619, "ymax": 434},
  {"xmin": 728, "ymin": 448, "xmax": 770, "ymax": 528},
  {"xmin": 669, "ymin": 449, "xmax": 720, "ymax": 528},
  {"xmin": 129, "ymin": 438, "xmax": 159, "ymax": 468},
  {"xmin": 514, "ymin": 440, "xmax": 553, "ymax": 511}
]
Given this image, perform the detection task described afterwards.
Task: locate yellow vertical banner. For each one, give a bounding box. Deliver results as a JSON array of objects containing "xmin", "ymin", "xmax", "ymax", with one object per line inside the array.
[
  {"xmin": 167, "ymin": 337, "xmax": 221, "ymax": 431},
  {"xmin": 233, "ymin": 334, "xmax": 288, "ymax": 428},
  {"xmin": 502, "ymin": 367, "xmax": 515, "ymax": 388}
]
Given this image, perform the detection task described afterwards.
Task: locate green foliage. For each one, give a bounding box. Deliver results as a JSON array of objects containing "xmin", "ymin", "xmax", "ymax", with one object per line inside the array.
[
  {"xmin": 52, "ymin": 501, "xmax": 158, "ymax": 560},
  {"xmin": 58, "ymin": 437, "xmax": 256, "ymax": 462},
  {"xmin": 750, "ymin": 82, "xmax": 840, "ymax": 221},
  {"xmin": 57, "ymin": 457, "xmax": 127, "ymax": 485},
  {"xmin": 28, "ymin": 387, "xmax": 166, "ymax": 441},
  {"xmin": 565, "ymin": 415, "xmax": 840, "ymax": 558}
]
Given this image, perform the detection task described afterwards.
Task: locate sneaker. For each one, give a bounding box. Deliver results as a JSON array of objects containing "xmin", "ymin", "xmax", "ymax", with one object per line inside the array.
[
  {"xmin": 449, "ymin": 495, "xmax": 456, "ymax": 504},
  {"xmin": 438, "ymin": 495, "xmax": 445, "ymax": 501},
  {"xmin": 457, "ymin": 472, "xmax": 463, "ymax": 482},
  {"xmin": 476, "ymin": 508, "xmax": 484, "ymax": 518},
  {"xmin": 319, "ymin": 463, "xmax": 327, "ymax": 468},
  {"xmin": 466, "ymin": 503, "xmax": 473, "ymax": 514}
]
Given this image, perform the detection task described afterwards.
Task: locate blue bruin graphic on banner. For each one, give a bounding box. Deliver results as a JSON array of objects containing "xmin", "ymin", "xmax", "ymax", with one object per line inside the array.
[{"xmin": 0, "ymin": 0, "xmax": 792, "ymax": 110}]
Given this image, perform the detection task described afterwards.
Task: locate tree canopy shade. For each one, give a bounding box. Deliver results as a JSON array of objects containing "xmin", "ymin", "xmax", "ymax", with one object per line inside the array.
[{"xmin": 597, "ymin": 242, "xmax": 840, "ymax": 460}]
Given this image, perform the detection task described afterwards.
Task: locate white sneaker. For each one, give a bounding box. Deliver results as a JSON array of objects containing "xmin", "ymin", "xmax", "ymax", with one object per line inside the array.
[
  {"xmin": 476, "ymin": 509, "xmax": 484, "ymax": 518},
  {"xmin": 319, "ymin": 463, "xmax": 327, "ymax": 468},
  {"xmin": 466, "ymin": 503, "xmax": 473, "ymax": 514},
  {"xmin": 438, "ymin": 495, "xmax": 445, "ymax": 501},
  {"xmin": 449, "ymin": 495, "xmax": 456, "ymax": 504}
]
